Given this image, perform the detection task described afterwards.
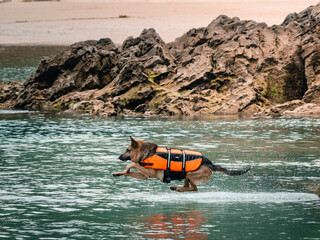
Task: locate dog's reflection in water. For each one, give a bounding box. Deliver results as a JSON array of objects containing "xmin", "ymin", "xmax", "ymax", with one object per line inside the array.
[{"xmin": 143, "ymin": 211, "xmax": 207, "ymax": 239}]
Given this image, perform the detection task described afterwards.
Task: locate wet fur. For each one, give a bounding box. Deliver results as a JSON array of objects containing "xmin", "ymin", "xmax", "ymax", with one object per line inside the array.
[{"xmin": 112, "ymin": 137, "xmax": 250, "ymax": 192}]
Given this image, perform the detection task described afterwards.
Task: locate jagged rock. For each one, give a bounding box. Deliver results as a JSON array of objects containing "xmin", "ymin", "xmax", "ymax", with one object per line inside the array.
[
  {"xmin": 214, "ymin": 78, "xmax": 258, "ymax": 115},
  {"xmin": 303, "ymin": 81, "xmax": 320, "ymax": 103},
  {"xmin": 69, "ymin": 100, "xmax": 108, "ymax": 115},
  {"xmin": 6, "ymin": 39, "xmax": 119, "ymax": 110},
  {"xmin": 122, "ymin": 28, "xmax": 175, "ymax": 71},
  {"xmin": 0, "ymin": 81, "xmax": 23, "ymax": 105},
  {"xmin": 1, "ymin": 3, "xmax": 320, "ymax": 118},
  {"xmin": 53, "ymin": 90, "xmax": 96, "ymax": 111},
  {"xmin": 111, "ymin": 61, "xmax": 148, "ymax": 96},
  {"xmin": 112, "ymin": 84, "xmax": 155, "ymax": 113}
]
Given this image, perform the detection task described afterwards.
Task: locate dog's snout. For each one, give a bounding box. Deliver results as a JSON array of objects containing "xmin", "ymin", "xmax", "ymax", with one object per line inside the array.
[{"xmin": 118, "ymin": 154, "xmax": 130, "ymax": 161}]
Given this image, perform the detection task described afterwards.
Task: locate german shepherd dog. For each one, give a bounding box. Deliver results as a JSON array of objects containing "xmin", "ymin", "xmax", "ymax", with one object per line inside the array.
[{"xmin": 112, "ymin": 137, "xmax": 250, "ymax": 192}]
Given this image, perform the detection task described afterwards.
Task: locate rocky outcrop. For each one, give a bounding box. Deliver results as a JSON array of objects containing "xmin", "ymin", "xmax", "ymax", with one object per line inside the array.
[
  {"xmin": 1, "ymin": 4, "xmax": 320, "ymax": 118},
  {"xmin": 283, "ymin": 103, "xmax": 320, "ymax": 118}
]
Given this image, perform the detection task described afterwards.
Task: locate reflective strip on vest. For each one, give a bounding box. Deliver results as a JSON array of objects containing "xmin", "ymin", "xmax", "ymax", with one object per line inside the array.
[{"xmin": 140, "ymin": 147, "xmax": 203, "ymax": 172}]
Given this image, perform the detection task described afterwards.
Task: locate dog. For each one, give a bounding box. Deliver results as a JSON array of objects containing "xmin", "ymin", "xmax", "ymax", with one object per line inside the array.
[{"xmin": 112, "ymin": 137, "xmax": 250, "ymax": 192}]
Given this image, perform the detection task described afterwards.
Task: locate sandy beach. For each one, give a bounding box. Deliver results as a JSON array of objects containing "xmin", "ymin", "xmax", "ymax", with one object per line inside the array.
[{"xmin": 0, "ymin": 0, "xmax": 319, "ymax": 45}]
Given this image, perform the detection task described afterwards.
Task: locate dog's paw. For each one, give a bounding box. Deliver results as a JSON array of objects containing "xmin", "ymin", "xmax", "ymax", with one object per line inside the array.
[
  {"xmin": 170, "ymin": 186, "xmax": 178, "ymax": 191},
  {"xmin": 112, "ymin": 172, "xmax": 124, "ymax": 177},
  {"xmin": 170, "ymin": 186, "xmax": 185, "ymax": 192}
]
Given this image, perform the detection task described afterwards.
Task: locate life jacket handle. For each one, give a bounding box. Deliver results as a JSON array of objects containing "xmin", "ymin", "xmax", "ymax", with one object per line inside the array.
[{"xmin": 139, "ymin": 162, "xmax": 154, "ymax": 167}]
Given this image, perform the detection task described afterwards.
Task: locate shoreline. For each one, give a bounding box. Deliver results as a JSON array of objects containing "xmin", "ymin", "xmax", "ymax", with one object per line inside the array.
[
  {"xmin": 0, "ymin": 108, "xmax": 250, "ymax": 120},
  {"xmin": 1, "ymin": 106, "xmax": 320, "ymax": 120}
]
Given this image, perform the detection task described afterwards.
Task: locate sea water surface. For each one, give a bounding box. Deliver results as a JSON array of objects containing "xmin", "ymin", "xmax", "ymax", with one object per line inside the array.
[
  {"xmin": 0, "ymin": 110, "xmax": 320, "ymax": 239},
  {"xmin": 0, "ymin": 45, "xmax": 66, "ymax": 82}
]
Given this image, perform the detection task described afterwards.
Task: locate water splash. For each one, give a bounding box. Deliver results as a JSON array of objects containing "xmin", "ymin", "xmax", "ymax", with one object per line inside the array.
[{"xmin": 116, "ymin": 191, "xmax": 319, "ymax": 204}]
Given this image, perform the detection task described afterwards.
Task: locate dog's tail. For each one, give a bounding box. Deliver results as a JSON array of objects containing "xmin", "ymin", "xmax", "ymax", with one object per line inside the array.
[
  {"xmin": 209, "ymin": 164, "xmax": 250, "ymax": 175},
  {"xmin": 205, "ymin": 158, "xmax": 250, "ymax": 175}
]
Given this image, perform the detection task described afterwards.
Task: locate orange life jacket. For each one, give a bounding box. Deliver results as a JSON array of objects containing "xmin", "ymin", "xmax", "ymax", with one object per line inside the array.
[{"xmin": 139, "ymin": 147, "xmax": 203, "ymax": 183}]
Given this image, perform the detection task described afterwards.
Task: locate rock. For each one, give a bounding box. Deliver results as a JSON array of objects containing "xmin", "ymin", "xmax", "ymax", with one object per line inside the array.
[
  {"xmin": 69, "ymin": 100, "xmax": 107, "ymax": 115},
  {"xmin": 213, "ymin": 77, "xmax": 259, "ymax": 115},
  {"xmin": 255, "ymin": 100, "xmax": 305, "ymax": 117},
  {"xmin": 303, "ymin": 81, "xmax": 320, "ymax": 103},
  {"xmin": 283, "ymin": 103, "xmax": 320, "ymax": 118},
  {"xmin": 53, "ymin": 90, "xmax": 96, "ymax": 111},
  {"xmin": 111, "ymin": 60, "xmax": 148, "ymax": 96},
  {"xmin": 0, "ymin": 81, "xmax": 24, "ymax": 108},
  {"xmin": 122, "ymin": 28, "xmax": 175, "ymax": 71},
  {"xmin": 5, "ymin": 38, "xmax": 119, "ymax": 110},
  {"xmin": 282, "ymin": 12, "xmax": 299, "ymax": 26}
]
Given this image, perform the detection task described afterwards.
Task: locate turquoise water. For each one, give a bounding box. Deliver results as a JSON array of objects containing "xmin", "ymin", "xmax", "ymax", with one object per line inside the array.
[
  {"xmin": 0, "ymin": 110, "xmax": 320, "ymax": 239},
  {"xmin": 0, "ymin": 66, "xmax": 37, "ymax": 82}
]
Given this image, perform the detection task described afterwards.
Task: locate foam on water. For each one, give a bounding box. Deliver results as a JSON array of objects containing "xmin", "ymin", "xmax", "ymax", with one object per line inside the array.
[
  {"xmin": 0, "ymin": 110, "xmax": 30, "ymax": 114},
  {"xmin": 118, "ymin": 191, "xmax": 319, "ymax": 204}
]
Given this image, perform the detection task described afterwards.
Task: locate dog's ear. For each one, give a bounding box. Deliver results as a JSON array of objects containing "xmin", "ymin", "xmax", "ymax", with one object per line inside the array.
[
  {"xmin": 139, "ymin": 142, "xmax": 158, "ymax": 162},
  {"xmin": 130, "ymin": 136, "xmax": 139, "ymax": 149}
]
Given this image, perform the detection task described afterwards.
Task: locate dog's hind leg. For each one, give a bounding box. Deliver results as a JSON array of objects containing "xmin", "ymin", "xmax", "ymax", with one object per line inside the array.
[
  {"xmin": 170, "ymin": 178, "xmax": 198, "ymax": 192},
  {"xmin": 184, "ymin": 179, "xmax": 190, "ymax": 188},
  {"xmin": 170, "ymin": 165, "xmax": 212, "ymax": 192}
]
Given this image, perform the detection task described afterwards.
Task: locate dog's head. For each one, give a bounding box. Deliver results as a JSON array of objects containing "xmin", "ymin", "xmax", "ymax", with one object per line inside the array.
[{"xmin": 118, "ymin": 137, "xmax": 158, "ymax": 163}]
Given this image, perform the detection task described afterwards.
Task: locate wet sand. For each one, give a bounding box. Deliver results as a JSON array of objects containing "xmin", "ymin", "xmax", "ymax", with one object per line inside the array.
[
  {"xmin": 0, "ymin": 45, "xmax": 66, "ymax": 67},
  {"xmin": 0, "ymin": 0, "xmax": 318, "ymax": 45}
]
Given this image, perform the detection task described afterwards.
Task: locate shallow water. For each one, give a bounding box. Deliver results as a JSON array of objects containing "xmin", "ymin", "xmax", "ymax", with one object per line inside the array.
[
  {"xmin": 0, "ymin": 45, "xmax": 66, "ymax": 82},
  {"xmin": 0, "ymin": 110, "xmax": 320, "ymax": 239}
]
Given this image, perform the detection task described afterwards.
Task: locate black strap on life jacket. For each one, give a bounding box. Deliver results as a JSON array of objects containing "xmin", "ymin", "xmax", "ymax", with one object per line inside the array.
[
  {"xmin": 140, "ymin": 146, "xmax": 189, "ymax": 183},
  {"xmin": 163, "ymin": 148, "xmax": 188, "ymax": 183},
  {"xmin": 181, "ymin": 150, "xmax": 186, "ymax": 175},
  {"xmin": 139, "ymin": 162, "xmax": 153, "ymax": 167},
  {"xmin": 167, "ymin": 147, "xmax": 171, "ymax": 170},
  {"xmin": 163, "ymin": 147, "xmax": 171, "ymax": 183}
]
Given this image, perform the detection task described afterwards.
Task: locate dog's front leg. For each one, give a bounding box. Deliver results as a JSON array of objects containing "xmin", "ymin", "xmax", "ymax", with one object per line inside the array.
[
  {"xmin": 124, "ymin": 171, "xmax": 149, "ymax": 180},
  {"xmin": 112, "ymin": 163, "xmax": 149, "ymax": 180},
  {"xmin": 112, "ymin": 162, "xmax": 136, "ymax": 177}
]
